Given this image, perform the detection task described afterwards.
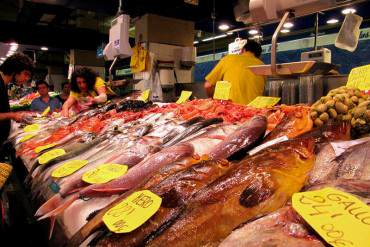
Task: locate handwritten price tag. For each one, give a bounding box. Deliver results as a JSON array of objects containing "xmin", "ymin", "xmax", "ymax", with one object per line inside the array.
[
  {"xmin": 347, "ymin": 64, "xmax": 370, "ymax": 90},
  {"xmin": 82, "ymin": 164, "xmax": 128, "ymax": 184},
  {"xmin": 19, "ymin": 134, "xmax": 36, "ymax": 143},
  {"xmin": 248, "ymin": 96, "xmax": 280, "ymax": 108},
  {"xmin": 34, "ymin": 143, "xmax": 57, "ymax": 154},
  {"xmin": 103, "ymin": 190, "xmax": 162, "ymax": 233},
  {"xmin": 139, "ymin": 89, "xmax": 150, "ymax": 102},
  {"xmin": 176, "ymin": 91, "xmax": 192, "ymax": 104},
  {"xmin": 51, "ymin": 159, "xmax": 88, "ymax": 178},
  {"xmin": 292, "ymin": 187, "xmax": 370, "ymax": 247},
  {"xmin": 38, "ymin": 148, "xmax": 66, "ymax": 165},
  {"xmin": 213, "ymin": 81, "xmax": 231, "ymax": 100},
  {"xmin": 24, "ymin": 124, "xmax": 40, "ymax": 132}
]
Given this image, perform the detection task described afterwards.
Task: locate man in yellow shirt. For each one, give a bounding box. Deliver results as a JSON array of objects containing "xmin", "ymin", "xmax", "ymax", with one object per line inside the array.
[{"xmin": 204, "ymin": 39, "xmax": 265, "ymax": 105}]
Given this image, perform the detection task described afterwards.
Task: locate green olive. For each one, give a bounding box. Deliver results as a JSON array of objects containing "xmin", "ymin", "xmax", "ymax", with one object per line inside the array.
[
  {"xmin": 353, "ymin": 106, "xmax": 366, "ymax": 118},
  {"xmin": 319, "ymin": 112, "xmax": 329, "ymax": 122},
  {"xmin": 328, "ymin": 108, "xmax": 338, "ymax": 119},
  {"xmin": 351, "ymin": 96, "xmax": 359, "ymax": 104},
  {"xmin": 342, "ymin": 114, "xmax": 352, "ymax": 121},
  {"xmin": 351, "ymin": 117, "xmax": 356, "ymax": 126},
  {"xmin": 315, "ymin": 104, "xmax": 328, "ymax": 113},
  {"xmin": 358, "ymin": 101, "xmax": 370, "ymax": 108},
  {"xmin": 335, "ymin": 102, "xmax": 348, "ymax": 114},
  {"xmin": 310, "ymin": 111, "xmax": 318, "ymax": 120},
  {"xmin": 314, "ymin": 118, "xmax": 324, "ymax": 127},
  {"xmin": 326, "ymin": 100, "xmax": 335, "ymax": 108}
]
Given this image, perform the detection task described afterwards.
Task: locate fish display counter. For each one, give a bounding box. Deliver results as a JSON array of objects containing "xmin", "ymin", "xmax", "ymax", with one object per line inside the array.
[{"xmin": 7, "ymin": 93, "xmax": 370, "ymax": 246}]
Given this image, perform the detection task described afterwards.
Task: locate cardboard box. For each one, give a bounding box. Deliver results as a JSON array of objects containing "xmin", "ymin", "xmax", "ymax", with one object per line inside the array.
[{"xmin": 135, "ymin": 14, "xmax": 194, "ymax": 47}]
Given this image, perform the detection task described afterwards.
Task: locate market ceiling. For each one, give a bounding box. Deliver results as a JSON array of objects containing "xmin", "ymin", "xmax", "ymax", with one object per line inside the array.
[{"xmin": 0, "ymin": 0, "xmax": 370, "ymax": 53}]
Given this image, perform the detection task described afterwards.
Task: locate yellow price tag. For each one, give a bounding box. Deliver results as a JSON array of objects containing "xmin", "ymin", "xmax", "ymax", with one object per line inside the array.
[
  {"xmin": 139, "ymin": 89, "xmax": 150, "ymax": 102},
  {"xmin": 24, "ymin": 124, "xmax": 39, "ymax": 132},
  {"xmin": 82, "ymin": 164, "xmax": 128, "ymax": 184},
  {"xmin": 248, "ymin": 96, "xmax": 280, "ymax": 108},
  {"xmin": 213, "ymin": 81, "xmax": 231, "ymax": 100},
  {"xmin": 292, "ymin": 187, "xmax": 370, "ymax": 247},
  {"xmin": 38, "ymin": 148, "xmax": 66, "ymax": 165},
  {"xmin": 347, "ymin": 64, "xmax": 370, "ymax": 90},
  {"xmin": 103, "ymin": 190, "xmax": 162, "ymax": 233},
  {"xmin": 19, "ymin": 134, "xmax": 36, "ymax": 143},
  {"xmin": 34, "ymin": 143, "xmax": 57, "ymax": 154},
  {"xmin": 41, "ymin": 106, "xmax": 51, "ymax": 117},
  {"xmin": 176, "ymin": 91, "xmax": 192, "ymax": 104},
  {"xmin": 51, "ymin": 159, "xmax": 88, "ymax": 178}
]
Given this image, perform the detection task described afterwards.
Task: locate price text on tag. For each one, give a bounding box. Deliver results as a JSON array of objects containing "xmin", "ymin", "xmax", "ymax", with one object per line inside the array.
[
  {"xmin": 347, "ymin": 64, "xmax": 370, "ymax": 90},
  {"xmin": 51, "ymin": 159, "xmax": 89, "ymax": 178},
  {"xmin": 24, "ymin": 124, "xmax": 40, "ymax": 132},
  {"xmin": 82, "ymin": 164, "xmax": 128, "ymax": 184},
  {"xmin": 176, "ymin": 91, "xmax": 192, "ymax": 104},
  {"xmin": 140, "ymin": 89, "xmax": 150, "ymax": 102},
  {"xmin": 213, "ymin": 81, "xmax": 231, "ymax": 100},
  {"xmin": 292, "ymin": 187, "xmax": 370, "ymax": 247},
  {"xmin": 34, "ymin": 143, "xmax": 57, "ymax": 154},
  {"xmin": 103, "ymin": 190, "xmax": 162, "ymax": 233},
  {"xmin": 19, "ymin": 134, "xmax": 36, "ymax": 143},
  {"xmin": 38, "ymin": 148, "xmax": 66, "ymax": 165},
  {"xmin": 248, "ymin": 96, "xmax": 280, "ymax": 108}
]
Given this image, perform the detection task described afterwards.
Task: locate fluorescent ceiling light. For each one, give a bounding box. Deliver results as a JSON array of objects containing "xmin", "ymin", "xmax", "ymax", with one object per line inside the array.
[
  {"xmin": 280, "ymin": 29, "xmax": 290, "ymax": 33},
  {"xmin": 202, "ymin": 34, "xmax": 227, "ymax": 42},
  {"xmin": 252, "ymin": 35, "xmax": 263, "ymax": 39},
  {"xmin": 342, "ymin": 8, "xmax": 356, "ymax": 15},
  {"xmin": 9, "ymin": 42, "xmax": 18, "ymax": 46},
  {"xmin": 193, "ymin": 41, "xmax": 199, "ymax": 44},
  {"xmin": 248, "ymin": 29, "xmax": 259, "ymax": 35},
  {"xmin": 218, "ymin": 24, "xmax": 230, "ymax": 31},
  {"xmin": 327, "ymin": 18, "xmax": 339, "ymax": 24},
  {"xmin": 226, "ymin": 31, "xmax": 233, "ymax": 35},
  {"xmin": 41, "ymin": 46, "xmax": 49, "ymax": 51},
  {"xmin": 9, "ymin": 46, "xmax": 18, "ymax": 51},
  {"xmin": 283, "ymin": 22, "xmax": 294, "ymax": 28}
]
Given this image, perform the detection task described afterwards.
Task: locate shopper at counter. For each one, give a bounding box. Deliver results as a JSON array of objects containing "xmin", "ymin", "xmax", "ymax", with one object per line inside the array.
[
  {"xmin": 56, "ymin": 81, "xmax": 70, "ymax": 103},
  {"xmin": 204, "ymin": 39, "xmax": 265, "ymax": 105},
  {"xmin": 61, "ymin": 67, "xmax": 107, "ymax": 117},
  {"xmin": 30, "ymin": 80, "xmax": 62, "ymax": 113},
  {"xmin": 0, "ymin": 53, "xmax": 35, "ymax": 148}
]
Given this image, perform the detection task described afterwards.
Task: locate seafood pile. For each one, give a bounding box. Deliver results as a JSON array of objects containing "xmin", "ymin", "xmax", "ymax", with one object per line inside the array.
[{"xmin": 8, "ymin": 97, "xmax": 370, "ymax": 247}]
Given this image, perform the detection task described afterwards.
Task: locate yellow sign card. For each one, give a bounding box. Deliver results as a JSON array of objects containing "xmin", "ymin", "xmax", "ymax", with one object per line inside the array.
[
  {"xmin": 82, "ymin": 164, "xmax": 128, "ymax": 184},
  {"xmin": 103, "ymin": 190, "xmax": 162, "ymax": 233},
  {"xmin": 248, "ymin": 96, "xmax": 280, "ymax": 108},
  {"xmin": 34, "ymin": 143, "xmax": 57, "ymax": 154},
  {"xmin": 347, "ymin": 64, "xmax": 370, "ymax": 90},
  {"xmin": 51, "ymin": 159, "xmax": 89, "ymax": 178},
  {"xmin": 176, "ymin": 91, "xmax": 192, "ymax": 104},
  {"xmin": 41, "ymin": 106, "xmax": 51, "ymax": 117},
  {"xmin": 19, "ymin": 134, "xmax": 36, "ymax": 143},
  {"xmin": 38, "ymin": 148, "xmax": 66, "ymax": 165},
  {"xmin": 213, "ymin": 81, "xmax": 231, "ymax": 100},
  {"xmin": 24, "ymin": 124, "xmax": 40, "ymax": 132},
  {"xmin": 292, "ymin": 187, "xmax": 370, "ymax": 247},
  {"xmin": 139, "ymin": 89, "xmax": 150, "ymax": 102}
]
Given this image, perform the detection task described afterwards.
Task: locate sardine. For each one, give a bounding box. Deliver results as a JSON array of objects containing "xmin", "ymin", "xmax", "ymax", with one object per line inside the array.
[{"xmin": 146, "ymin": 138, "xmax": 315, "ymax": 247}]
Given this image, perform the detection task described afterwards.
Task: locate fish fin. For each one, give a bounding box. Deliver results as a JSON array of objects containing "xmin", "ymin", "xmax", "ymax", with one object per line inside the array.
[
  {"xmin": 37, "ymin": 194, "xmax": 78, "ymax": 220},
  {"xmin": 49, "ymin": 216, "xmax": 56, "ymax": 240},
  {"xmin": 35, "ymin": 194, "xmax": 64, "ymax": 217}
]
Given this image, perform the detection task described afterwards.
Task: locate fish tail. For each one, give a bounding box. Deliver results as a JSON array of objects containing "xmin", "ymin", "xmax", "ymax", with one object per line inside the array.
[{"xmin": 37, "ymin": 194, "xmax": 79, "ymax": 220}]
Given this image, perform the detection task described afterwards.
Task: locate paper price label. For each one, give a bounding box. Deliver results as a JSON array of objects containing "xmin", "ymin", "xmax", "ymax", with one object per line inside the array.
[
  {"xmin": 41, "ymin": 106, "xmax": 51, "ymax": 117},
  {"xmin": 248, "ymin": 96, "xmax": 280, "ymax": 108},
  {"xmin": 213, "ymin": 81, "xmax": 231, "ymax": 100},
  {"xmin": 292, "ymin": 187, "xmax": 370, "ymax": 247},
  {"xmin": 176, "ymin": 91, "xmax": 192, "ymax": 104},
  {"xmin": 103, "ymin": 190, "xmax": 162, "ymax": 233},
  {"xmin": 24, "ymin": 124, "xmax": 40, "ymax": 132},
  {"xmin": 51, "ymin": 159, "xmax": 88, "ymax": 178},
  {"xmin": 19, "ymin": 134, "xmax": 36, "ymax": 143},
  {"xmin": 34, "ymin": 143, "xmax": 57, "ymax": 154},
  {"xmin": 347, "ymin": 64, "xmax": 370, "ymax": 90},
  {"xmin": 140, "ymin": 89, "xmax": 150, "ymax": 102},
  {"xmin": 82, "ymin": 164, "xmax": 128, "ymax": 184},
  {"xmin": 38, "ymin": 148, "xmax": 66, "ymax": 165}
]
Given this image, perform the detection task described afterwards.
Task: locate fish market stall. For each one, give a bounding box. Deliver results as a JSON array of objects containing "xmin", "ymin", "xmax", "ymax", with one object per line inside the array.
[{"xmin": 6, "ymin": 80, "xmax": 370, "ymax": 246}]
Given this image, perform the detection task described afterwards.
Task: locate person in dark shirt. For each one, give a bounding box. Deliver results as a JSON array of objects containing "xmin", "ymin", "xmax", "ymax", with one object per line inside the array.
[
  {"xmin": 56, "ymin": 81, "xmax": 70, "ymax": 103},
  {"xmin": 0, "ymin": 53, "xmax": 35, "ymax": 149}
]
